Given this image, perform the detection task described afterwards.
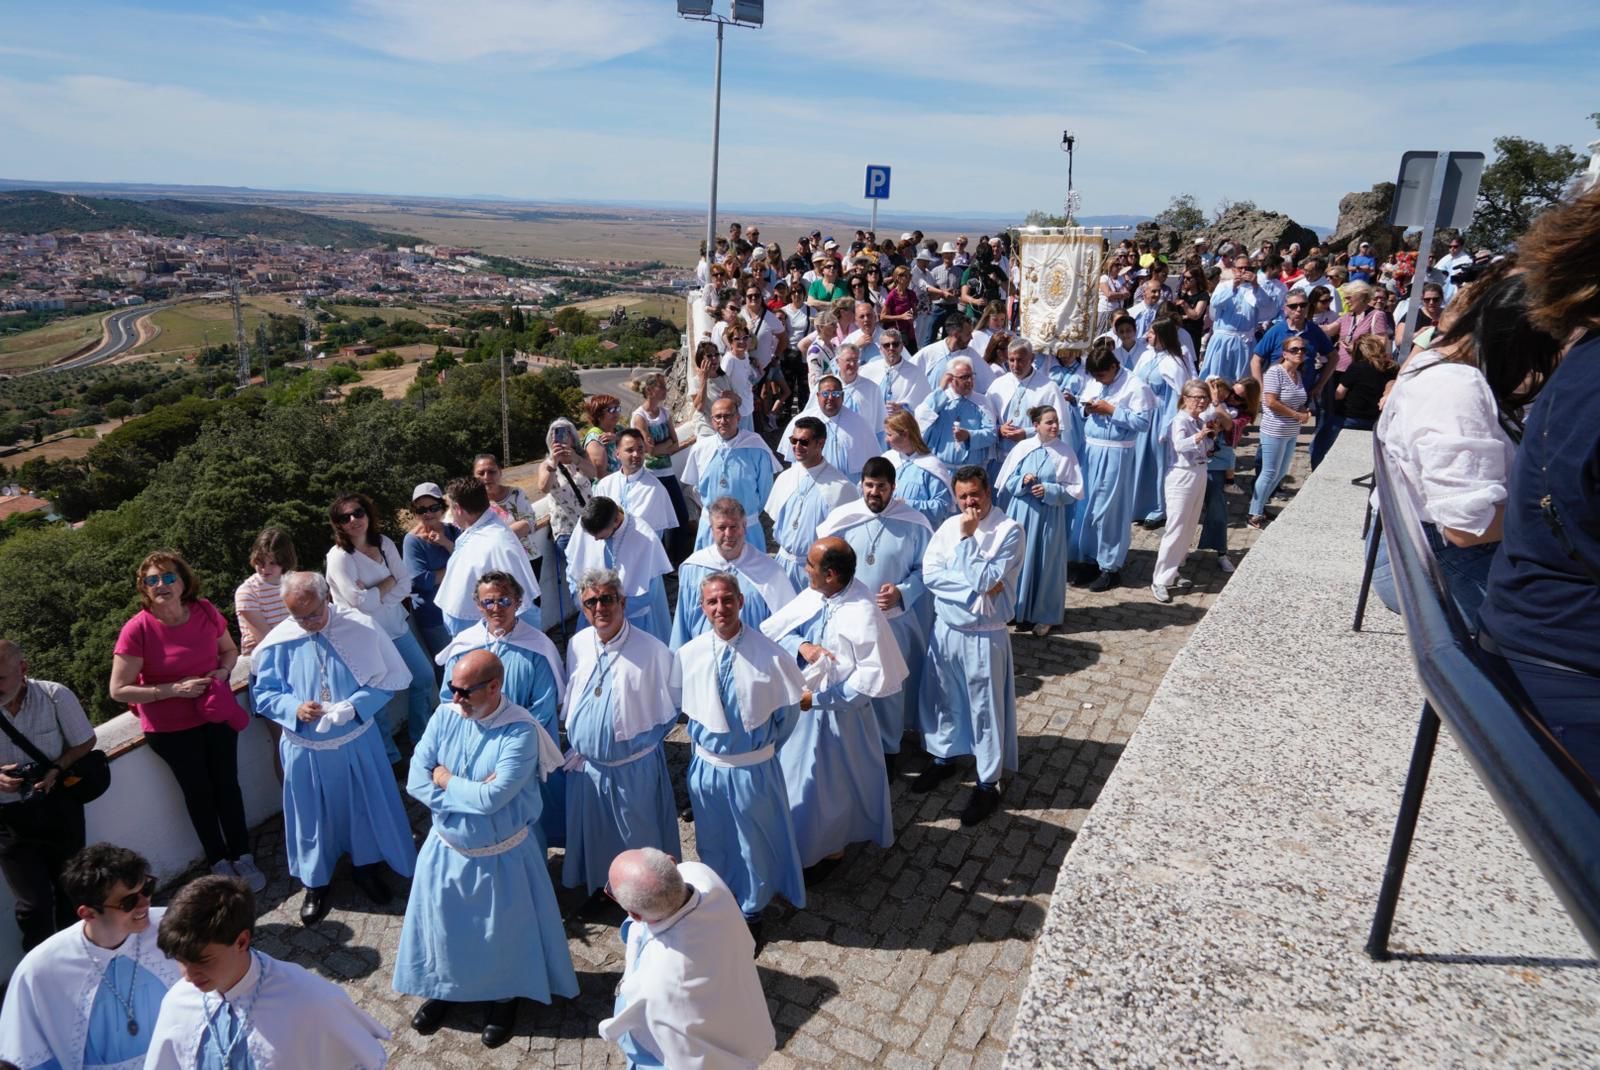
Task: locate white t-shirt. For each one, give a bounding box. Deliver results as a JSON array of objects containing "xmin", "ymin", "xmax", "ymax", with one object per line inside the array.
[{"xmin": 742, "ymin": 308, "xmax": 786, "ymax": 371}]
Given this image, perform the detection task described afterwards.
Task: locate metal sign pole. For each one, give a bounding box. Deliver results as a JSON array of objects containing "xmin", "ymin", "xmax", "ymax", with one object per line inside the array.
[
  {"xmin": 870, "ymin": 199, "xmax": 877, "ymax": 234},
  {"xmin": 1402, "ymin": 153, "xmax": 1450, "ymax": 355}
]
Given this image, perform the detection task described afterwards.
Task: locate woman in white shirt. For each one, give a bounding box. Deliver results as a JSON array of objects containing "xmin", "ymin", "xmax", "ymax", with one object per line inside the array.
[
  {"xmin": 1372, "ymin": 273, "xmax": 1562, "ymax": 627},
  {"xmin": 324, "ymin": 492, "xmax": 438, "ymax": 758},
  {"xmin": 1151, "ymin": 382, "xmax": 1217, "ymax": 602}
]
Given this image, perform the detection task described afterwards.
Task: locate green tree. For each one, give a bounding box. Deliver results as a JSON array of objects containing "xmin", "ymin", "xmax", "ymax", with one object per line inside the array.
[
  {"xmin": 552, "ymin": 307, "xmax": 596, "ymax": 336},
  {"xmin": 345, "ymin": 385, "xmax": 384, "ymax": 406},
  {"xmin": 1155, "ymin": 194, "xmax": 1205, "ymax": 231},
  {"xmin": 1465, "ymin": 134, "xmax": 1587, "ymax": 249}
]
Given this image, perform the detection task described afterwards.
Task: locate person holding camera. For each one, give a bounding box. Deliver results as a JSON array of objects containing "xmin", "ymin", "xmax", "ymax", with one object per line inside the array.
[
  {"xmin": 1151, "ymin": 383, "xmax": 1219, "ymax": 603},
  {"xmin": 0, "ymin": 640, "xmax": 96, "ymax": 950}
]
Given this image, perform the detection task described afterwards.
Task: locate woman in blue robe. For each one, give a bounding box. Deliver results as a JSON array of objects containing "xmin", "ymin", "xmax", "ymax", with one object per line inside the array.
[
  {"xmin": 1199, "ymin": 261, "xmax": 1265, "ymax": 382},
  {"xmin": 998, "ymin": 408, "xmax": 1085, "ymax": 635},
  {"xmin": 883, "ymin": 411, "xmax": 956, "ymax": 529},
  {"xmin": 1049, "ymin": 349, "xmax": 1091, "ymax": 461}
]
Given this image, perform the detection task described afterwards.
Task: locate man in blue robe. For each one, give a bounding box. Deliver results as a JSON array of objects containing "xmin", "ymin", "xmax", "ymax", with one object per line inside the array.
[
  {"xmin": 565, "ymin": 496, "xmax": 673, "ymax": 644},
  {"xmin": 913, "ymin": 466, "xmax": 1024, "ymax": 825},
  {"xmin": 672, "ymin": 497, "xmax": 796, "ymax": 649},
  {"xmin": 986, "ymin": 338, "xmax": 1067, "ymax": 473},
  {"xmin": 766, "ymin": 415, "xmax": 860, "ymax": 590},
  {"xmin": 561, "ymin": 569, "xmax": 681, "ymax": 897},
  {"xmin": 252, "ymin": 571, "xmax": 416, "ymax": 927},
  {"xmin": 1070, "ymin": 343, "xmax": 1156, "ymax": 592},
  {"xmin": 672, "ymin": 574, "xmax": 807, "ymax": 933},
  {"xmin": 396, "ymin": 650, "xmax": 577, "ymax": 1050},
  {"xmin": 916, "ymin": 356, "xmax": 998, "ymax": 472},
  {"xmin": 817, "ymin": 458, "xmax": 934, "ymax": 777},
  {"xmin": 681, "ymin": 397, "xmax": 781, "ymax": 551}
]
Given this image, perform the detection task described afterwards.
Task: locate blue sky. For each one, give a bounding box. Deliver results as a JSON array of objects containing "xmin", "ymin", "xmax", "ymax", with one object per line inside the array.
[{"xmin": 2, "ymin": 0, "xmax": 1597, "ymax": 226}]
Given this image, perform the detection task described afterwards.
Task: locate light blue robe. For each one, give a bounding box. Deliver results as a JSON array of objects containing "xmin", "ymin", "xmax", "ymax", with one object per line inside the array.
[
  {"xmin": 921, "ymin": 389, "xmax": 998, "ymax": 472},
  {"xmin": 438, "ymin": 639, "xmax": 566, "ymax": 851},
  {"xmin": 1130, "ymin": 353, "xmax": 1181, "ymax": 523},
  {"xmin": 920, "ymin": 516, "xmax": 1023, "ymax": 785},
  {"xmin": 393, "ymin": 704, "xmax": 579, "ymax": 1004},
  {"xmin": 1199, "ymin": 283, "xmax": 1260, "ymax": 382},
  {"xmin": 568, "ymin": 544, "xmax": 672, "ymax": 646},
  {"xmin": 1001, "ymin": 448, "xmax": 1074, "ymax": 626},
  {"xmin": 252, "ymin": 635, "xmax": 416, "ymax": 887},
  {"xmin": 83, "ymin": 956, "xmax": 171, "ymax": 1068},
  {"xmin": 891, "ymin": 456, "xmax": 956, "ymax": 530},
  {"xmin": 1070, "ymin": 372, "xmax": 1154, "ymax": 572},
  {"xmin": 197, "ymin": 1003, "xmax": 252, "ymax": 1069},
  {"xmin": 685, "ymin": 648, "xmax": 806, "ymax": 919},
  {"xmin": 562, "ymin": 674, "xmax": 680, "ymax": 893},
  {"xmin": 670, "ymin": 560, "xmax": 780, "ymax": 650},
  {"xmin": 687, "ymin": 444, "xmax": 774, "ymax": 551},
  {"xmin": 835, "ymin": 515, "xmax": 933, "ymax": 755},
  {"xmin": 770, "ymin": 469, "xmax": 851, "ymax": 590},
  {"xmin": 1049, "ymin": 358, "xmax": 1091, "ymax": 461},
  {"xmin": 774, "ymin": 613, "xmax": 894, "ymax": 867}
]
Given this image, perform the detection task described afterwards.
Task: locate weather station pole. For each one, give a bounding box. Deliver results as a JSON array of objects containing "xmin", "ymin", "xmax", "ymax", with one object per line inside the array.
[
  {"xmin": 1061, "ymin": 130, "xmax": 1078, "ymax": 223},
  {"xmin": 678, "ymin": 2, "xmax": 764, "ymax": 257}
]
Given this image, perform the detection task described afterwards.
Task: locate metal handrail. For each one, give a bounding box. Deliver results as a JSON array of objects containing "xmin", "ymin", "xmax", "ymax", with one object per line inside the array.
[{"xmin": 1365, "ymin": 433, "xmax": 1600, "ymax": 959}]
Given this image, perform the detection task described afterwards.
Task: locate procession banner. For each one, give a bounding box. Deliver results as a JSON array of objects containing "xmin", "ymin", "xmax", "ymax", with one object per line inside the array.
[{"xmin": 1017, "ymin": 229, "xmax": 1106, "ymax": 354}]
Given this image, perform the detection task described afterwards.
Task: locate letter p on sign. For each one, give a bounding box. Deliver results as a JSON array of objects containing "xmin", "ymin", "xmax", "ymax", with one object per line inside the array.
[{"xmin": 864, "ymin": 165, "xmax": 891, "ymax": 200}]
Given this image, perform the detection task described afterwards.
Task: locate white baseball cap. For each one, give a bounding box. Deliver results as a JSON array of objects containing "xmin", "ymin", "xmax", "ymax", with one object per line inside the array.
[
  {"xmin": 939, "ymin": 241, "xmax": 957, "ymax": 254},
  {"xmin": 899, "ymin": 232, "xmax": 913, "ymax": 241},
  {"xmin": 749, "ymin": 245, "xmax": 767, "ymax": 260},
  {"xmin": 412, "ymin": 481, "xmax": 444, "ymax": 503}
]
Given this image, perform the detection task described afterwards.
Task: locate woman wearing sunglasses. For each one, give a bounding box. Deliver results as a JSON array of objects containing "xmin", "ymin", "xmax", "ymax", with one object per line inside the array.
[
  {"xmin": 111, "ymin": 550, "xmax": 263, "ymax": 892},
  {"xmin": 325, "ymin": 492, "xmax": 438, "ymax": 762}
]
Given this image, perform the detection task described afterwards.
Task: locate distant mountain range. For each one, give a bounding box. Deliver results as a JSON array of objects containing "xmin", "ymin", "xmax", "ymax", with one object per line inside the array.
[{"xmin": 0, "ymin": 189, "xmax": 419, "ymax": 249}]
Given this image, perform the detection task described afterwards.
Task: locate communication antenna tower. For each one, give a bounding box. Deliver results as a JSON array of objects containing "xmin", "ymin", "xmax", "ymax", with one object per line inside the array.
[{"xmin": 226, "ymin": 241, "xmax": 250, "ymax": 388}]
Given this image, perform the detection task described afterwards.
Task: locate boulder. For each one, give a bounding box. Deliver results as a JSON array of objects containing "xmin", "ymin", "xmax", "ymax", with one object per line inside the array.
[
  {"xmin": 1131, "ymin": 206, "xmax": 1319, "ymax": 264},
  {"xmin": 1326, "ymin": 182, "xmax": 1405, "ymax": 260}
]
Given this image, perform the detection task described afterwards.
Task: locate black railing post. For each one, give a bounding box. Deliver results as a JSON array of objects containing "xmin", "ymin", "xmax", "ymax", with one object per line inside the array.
[
  {"xmin": 1367, "ymin": 701, "xmax": 1442, "ymax": 961},
  {"xmin": 1353, "ymin": 511, "xmax": 1384, "ymax": 632}
]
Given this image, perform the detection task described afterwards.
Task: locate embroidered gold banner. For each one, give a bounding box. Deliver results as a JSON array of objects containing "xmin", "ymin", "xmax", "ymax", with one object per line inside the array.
[{"xmin": 1018, "ymin": 230, "xmax": 1106, "ymax": 354}]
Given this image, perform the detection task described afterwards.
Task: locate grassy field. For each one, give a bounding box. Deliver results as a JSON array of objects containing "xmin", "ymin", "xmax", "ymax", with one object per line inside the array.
[
  {"xmin": 561, "ymin": 293, "xmax": 686, "ymax": 328},
  {"xmin": 128, "ymin": 296, "xmax": 305, "ymax": 357},
  {"xmin": 329, "ymin": 304, "xmax": 448, "ymax": 325},
  {"xmin": 0, "ymin": 310, "xmax": 109, "ymax": 371}
]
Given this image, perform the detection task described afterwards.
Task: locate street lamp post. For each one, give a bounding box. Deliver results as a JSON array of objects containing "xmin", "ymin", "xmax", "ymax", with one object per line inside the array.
[
  {"xmin": 678, "ymin": 1, "xmax": 764, "ymax": 257},
  {"xmin": 1061, "ymin": 130, "xmax": 1078, "ymax": 223}
]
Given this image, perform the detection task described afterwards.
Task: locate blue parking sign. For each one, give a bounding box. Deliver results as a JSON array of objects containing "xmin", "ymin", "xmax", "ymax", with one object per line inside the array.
[{"xmin": 864, "ymin": 165, "xmax": 891, "ymax": 200}]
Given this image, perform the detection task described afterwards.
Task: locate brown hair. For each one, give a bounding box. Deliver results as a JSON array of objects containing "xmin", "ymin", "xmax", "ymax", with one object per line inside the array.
[
  {"xmin": 248, "ymin": 528, "xmax": 298, "ymax": 572},
  {"xmin": 884, "ymin": 410, "xmax": 933, "ymax": 456},
  {"xmin": 137, "ymin": 550, "xmax": 200, "ymax": 609},
  {"xmin": 1520, "ymin": 183, "xmax": 1600, "ymax": 338},
  {"xmin": 583, "ymin": 393, "xmax": 620, "ymax": 426},
  {"xmin": 328, "ymin": 492, "xmax": 381, "ymax": 553},
  {"xmin": 1351, "ymin": 333, "xmax": 1396, "ymax": 373},
  {"xmin": 156, "ymin": 875, "xmax": 254, "ymax": 964}
]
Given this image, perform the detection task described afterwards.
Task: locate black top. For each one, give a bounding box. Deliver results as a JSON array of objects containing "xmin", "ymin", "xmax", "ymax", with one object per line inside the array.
[
  {"xmin": 1480, "ymin": 331, "xmax": 1600, "ymax": 673},
  {"xmin": 1337, "ymin": 361, "xmax": 1398, "ymax": 421}
]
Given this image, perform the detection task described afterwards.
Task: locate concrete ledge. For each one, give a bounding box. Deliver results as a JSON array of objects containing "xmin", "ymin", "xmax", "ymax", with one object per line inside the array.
[{"xmin": 1006, "ymin": 431, "xmax": 1600, "ymax": 1068}]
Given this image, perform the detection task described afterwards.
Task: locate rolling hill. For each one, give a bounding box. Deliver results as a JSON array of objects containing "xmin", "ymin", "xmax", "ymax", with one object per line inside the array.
[{"xmin": 0, "ymin": 190, "xmax": 419, "ymax": 249}]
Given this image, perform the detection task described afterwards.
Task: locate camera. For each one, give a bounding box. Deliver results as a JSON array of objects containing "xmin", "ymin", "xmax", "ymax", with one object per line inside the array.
[{"xmin": 6, "ymin": 761, "xmax": 52, "ymax": 802}]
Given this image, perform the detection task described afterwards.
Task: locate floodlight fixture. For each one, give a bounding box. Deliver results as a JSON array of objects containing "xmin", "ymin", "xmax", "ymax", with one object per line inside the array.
[
  {"xmin": 730, "ymin": 0, "xmax": 764, "ymax": 25},
  {"xmin": 676, "ymin": 0, "xmax": 714, "ymax": 15},
  {"xmin": 675, "ymin": 0, "xmax": 765, "ymax": 255}
]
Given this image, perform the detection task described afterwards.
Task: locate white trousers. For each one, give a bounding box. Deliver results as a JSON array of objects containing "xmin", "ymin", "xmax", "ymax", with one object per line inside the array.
[{"xmin": 1153, "ymin": 465, "xmax": 1207, "ymax": 586}]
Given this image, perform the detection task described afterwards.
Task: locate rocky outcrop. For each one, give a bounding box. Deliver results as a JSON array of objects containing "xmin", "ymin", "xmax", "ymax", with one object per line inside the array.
[
  {"xmin": 1326, "ymin": 182, "xmax": 1405, "ymax": 259},
  {"xmin": 1133, "ymin": 205, "xmax": 1319, "ymax": 263}
]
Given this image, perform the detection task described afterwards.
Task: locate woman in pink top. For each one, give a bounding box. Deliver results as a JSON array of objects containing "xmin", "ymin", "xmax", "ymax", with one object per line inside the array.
[{"xmin": 108, "ymin": 551, "xmax": 264, "ymax": 891}]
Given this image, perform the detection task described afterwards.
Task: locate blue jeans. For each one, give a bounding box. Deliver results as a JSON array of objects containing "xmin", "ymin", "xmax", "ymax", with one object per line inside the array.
[
  {"xmin": 1369, "ymin": 520, "xmax": 1497, "ymax": 631},
  {"xmin": 1250, "ymin": 433, "xmax": 1298, "ymax": 516},
  {"xmin": 1309, "ymin": 381, "xmax": 1342, "ymax": 469},
  {"xmin": 1479, "ymin": 640, "xmax": 1600, "ymax": 782}
]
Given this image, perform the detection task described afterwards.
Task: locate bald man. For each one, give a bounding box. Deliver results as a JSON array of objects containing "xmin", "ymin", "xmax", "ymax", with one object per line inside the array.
[{"xmin": 599, "ymin": 848, "xmax": 775, "ymax": 1068}]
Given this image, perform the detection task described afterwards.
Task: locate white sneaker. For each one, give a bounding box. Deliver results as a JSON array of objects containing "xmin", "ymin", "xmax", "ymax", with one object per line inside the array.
[
  {"xmin": 1224, "ymin": 482, "xmax": 1244, "ymax": 497},
  {"xmin": 210, "ymin": 859, "xmax": 239, "ymax": 879},
  {"xmin": 1150, "ymin": 583, "xmax": 1172, "ymax": 604},
  {"xmin": 1174, "ymin": 577, "xmax": 1195, "ymax": 589},
  {"xmin": 232, "ymin": 854, "xmax": 268, "ymax": 894},
  {"xmin": 1219, "ymin": 555, "xmax": 1236, "ymax": 574}
]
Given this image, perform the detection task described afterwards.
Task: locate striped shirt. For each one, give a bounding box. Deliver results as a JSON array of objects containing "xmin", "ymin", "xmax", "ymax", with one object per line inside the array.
[
  {"xmin": 233, "ymin": 573, "xmax": 290, "ymax": 654},
  {"xmin": 1260, "ymin": 364, "xmax": 1307, "ymax": 439}
]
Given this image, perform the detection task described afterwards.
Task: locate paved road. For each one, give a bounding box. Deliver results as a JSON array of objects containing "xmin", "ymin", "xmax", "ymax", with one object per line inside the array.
[
  {"xmin": 50, "ymin": 305, "xmax": 162, "ymax": 371},
  {"xmin": 172, "ymin": 437, "xmax": 1312, "ymax": 1068}
]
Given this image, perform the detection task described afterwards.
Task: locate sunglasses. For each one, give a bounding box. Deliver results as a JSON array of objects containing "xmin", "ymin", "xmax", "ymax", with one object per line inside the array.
[
  {"xmin": 1283, "ymin": 347, "xmax": 1307, "ymax": 354},
  {"xmin": 582, "ymin": 593, "xmax": 620, "ymax": 610},
  {"xmin": 788, "ymin": 436, "xmax": 818, "ymax": 446},
  {"xmin": 745, "ymin": 293, "xmax": 761, "ymax": 299},
  {"xmin": 1285, "ymin": 302, "xmax": 1307, "ymax": 310},
  {"xmin": 605, "ymin": 405, "xmax": 621, "ymax": 415},
  {"xmin": 447, "ymin": 678, "xmax": 493, "ymax": 700},
  {"xmin": 334, "ymin": 507, "xmax": 367, "ymax": 525},
  {"xmin": 1422, "ymin": 296, "xmax": 1442, "ymax": 303},
  {"xmin": 817, "ymin": 391, "xmax": 843, "ymax": 400},
  {"xmin": 142, "ymin": 572, "xmax": 179, "ymax": 588},
  {"xmin": 478, "ymin": 596, "xmax": 515, "ymax": 610},
  {"xmin": 882, "ymin": 341, "xmax": 902, "ymax": 349},
  {"xmin": 414, "ymin": 503, "xmax": 444, "ymax": 516},
  {"xmin": 102, "ymin": 875, "xmax": 157, "ymax": 913}
]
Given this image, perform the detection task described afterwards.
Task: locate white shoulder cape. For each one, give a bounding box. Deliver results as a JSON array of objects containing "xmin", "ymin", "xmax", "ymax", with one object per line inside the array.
[
  {"xmin": 995, "ymin": 435, "xmax": 1085, "ymax": 500},
  {"xmin": 562, "ymin": 623, "xmax": 677, "ymax": 741},
  {"xmin": 595, "ymin": 469, "xmax": 678, "ymax": 534},
  {"xmin": 816, "ymin": 497, "xmax": 932, "ymax": 538},
  {"xmin": 435, "ymin": 618, "xmax": 566, "ymax": 706},
  {"xmin": 760, "ymin": 578, "xmax": 908, "ymax": 699},
  {"xmin": 681, "ymin": 543, "xmax": 796, "ymax": 613},
  {"xmin": 565, "ymin": 512, "xmax": 671, "ymax": 599},
  {"xmin": 883, "ymin": 448, "xmax": 954, "ymax": 489},
  {"xmin": 671, "ymin": 625, "xmax": 805, "ymax": 734},
  {"xmin": 764, "ymin": 459, "xmax": 858, "ymax": 519},
  {"xmin": 253, "ymin": 604, "xmax": 411, "ymax": 692},
  {"xmin": 436, "ymin": 511, "xmax": 542, "ymax": 620}
]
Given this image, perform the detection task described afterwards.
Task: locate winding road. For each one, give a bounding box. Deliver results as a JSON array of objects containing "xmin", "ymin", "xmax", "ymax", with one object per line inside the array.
[{"xmin": 51, "ymin": 304, "xmax": 163, "ymax": 371}]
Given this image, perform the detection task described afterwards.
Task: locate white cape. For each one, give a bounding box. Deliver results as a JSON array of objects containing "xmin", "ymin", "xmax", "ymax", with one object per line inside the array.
[
  {"xmin": 672, "ymin": 625, "xmax": 806, "ymax": 734},
  {"xmin": 143, "ymin": 951, "xmax": 388, "ymax": 1070},
  {"xmin": 682, "ymin": 430, "xmax": 781, "ymax": 487},
  {"xmin": 760, "ymin": 578, "xmax": 908, "ymax": 699},
  {"xmin": 563, "ymin": 622, "xmax": 677, "ymax": 742},
  {"xmin": 816, "ymin": 497, "xmax": 933, "ymax": 538},
  {"xmin": 565, "ymin": 512, "xmax": 671, "ymax": 599},
  {"xmin": 435, "ymin": 617, "xmax": 566, "ymax": 706},
  {"xmin": 764, "ymin": 459, "xmax": 858, "ymax": 520},
  {"xmin": 435, "ymin": 511, "xmax": 541, "ymax": 620},
  {"xmin": 253, "ymin": 604, "xmax": 411, "ymax": 692},
  {"xmin": 777, "ymin": 408, "xmax": 879, "ymax": 475},
  {"xmin": 927, "ymin": 507, "xmax": 1024, "ymax": 618},
  {"xmin": 475, "ymin": 696, "xmax": 565, "ymax": 780},
  {"xmin": 0, "ymin": 910, "xmax": 181, "ymax": 1070},
  {"xmin": 681, "ymin": 543, "xmax": 796, "ymax": 614},
  {"xmin": 595, "ymin": 469, "xmax": 678, "ymax": 534},
  {"xmin": 883, "ymin": 447, "xmax": 954, "ymax": 490},
  {"xmin": 994, "ymin": 435, "xmax": 1086, "ymax": 500}
]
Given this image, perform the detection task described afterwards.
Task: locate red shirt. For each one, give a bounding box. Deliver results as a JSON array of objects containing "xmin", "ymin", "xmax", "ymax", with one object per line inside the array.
[{"xmin": 114, "ymin": 599, "xmax": 227, "ymax": 733}]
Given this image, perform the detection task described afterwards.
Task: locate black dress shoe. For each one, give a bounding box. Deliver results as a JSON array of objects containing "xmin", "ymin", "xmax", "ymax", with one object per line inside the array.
[
  {"xmin": 411, "ymin": 998, "xmax": 452, "ymax": 1035},
  {"xmin": 481, "ymin": 1000, "xmax": 517, "ymax": 1049},
  {"xmin": 802, "ymin": 856, "xmax": 842, "ymax": 885},
  {"xmin": 299, "ymin": 886, "xmax": 332, "ymax": 927},
  {"xmin": 884, "ymin": 752, "xmax": 899, "ymax": 782},
  {"xmin": 1086, "ymin": 569, "xmax": 1120, "ymax": 593},
  {"xmin": 909, "ymin": 760, "xmax": 961, "ymax": 794},
  {"xmin": 747, "ymin": 918, "xmax": 767, "ymax": 954},
  {"xmin": 352, "ymin": 864, "xmax": 391, "ymax": 905},
  {"xmin": 959, "ymin": 786, "xmax": 1001, "ymax": 826}
]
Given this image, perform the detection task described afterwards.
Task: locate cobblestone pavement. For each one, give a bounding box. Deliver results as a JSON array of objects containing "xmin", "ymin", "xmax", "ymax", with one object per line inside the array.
[{"xmin": 189, "ymin": 441, "xmax": 1308, "ymax": 1069}]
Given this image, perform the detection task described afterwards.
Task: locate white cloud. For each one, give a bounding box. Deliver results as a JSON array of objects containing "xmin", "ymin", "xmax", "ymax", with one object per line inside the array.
[{"xmin": 323, "ymin": 0, "xmax": 667, "ymax": 66}]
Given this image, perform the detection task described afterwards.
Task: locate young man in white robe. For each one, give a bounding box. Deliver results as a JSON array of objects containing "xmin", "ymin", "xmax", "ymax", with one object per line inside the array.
[
  {"xmin": 564, "ymin": 496, "xmax": 673, "ymax": 644},
  {"xmin": 986, "ymin": 338, "xmax": 1068, "ymax": 471},
  {"xmin": 395, "ymin": 650, "xmax": 576, "ymax": 1050},
  {"xmin": 915, "ymin": 313, "xmax": 991, "ymax": 392},
  {"xmin": 250, "ymin": 572, "xmax": 416, "ymax": 928},
  {"xmin": 680, "ymin": 397, "xmax": 782, "ymax": 551},
  {"xmin": 593, "ymin": 429, "xmax": 678, "ymax": 545},
  {"xmin": 765, "ymin": 416, "xmax": 859, "ymax": 592},
  {"xmin": 671, "ymin": 497, "xmax": 796, "ymax": 649},
  {"xmin": 913, "ymin": 465, "xmax": 1024, "ymax": 826},
  {"xmin": 834, "ymin": 345, "xmax": 886, "ymax": 438},
  {"xmin": 599, "ymin": 849, "xmax": 774, "ymax": 1069},
  {"xmin": 817, "ymin": 457, "xmax": 934, "ymax": 778},
  {"xmin": 435, "ymin": 476, "xmax": 540, "ymax": 635},
  {"xmin": 561, "ymin": 569, "xmax": 681, "ymax": 897},
  {"xmin": 777, "ymin": 376, "xmax": 877, "ymax": 482},
  {"xmin": 762, "ymin": 537, "xmax": 908, "ymax": 873},
  {"xmin": 0, "ymin": 844, "xmax": 181, "ymax": 1070},
  {"xmin": 671, "ymin": 575, "xmax": 807, "ymax": 935},
  {"xmin": 145, "ymin": 875, "xmax": 389, "ymax": 1070}
]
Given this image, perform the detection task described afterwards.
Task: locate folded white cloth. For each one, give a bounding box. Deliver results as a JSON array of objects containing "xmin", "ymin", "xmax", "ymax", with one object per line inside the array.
[{"xmin": 314, "ymin": 700, "xmax": 356, "ymax": 734}]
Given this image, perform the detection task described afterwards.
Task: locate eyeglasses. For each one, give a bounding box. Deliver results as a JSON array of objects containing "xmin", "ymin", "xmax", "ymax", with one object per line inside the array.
[
  {"xmin": 605, "ymin": 405, "xmax": 621, "ymax": 414},
  {"xmin": 334, "ymin": 507, "xmax": 367, "ymax": 525},
  {"xmin": 290, "ymin": 607, "xmax": 326, "ymax": 624},
  {"xmin": 745, "ymin": 292, "xmax": 761, "ymax": 299},
  {"xmin": 101, "ymin": 875, "xmax": 157, "ymax": 913},
  {"xmin": 1285, "ymin": 302, "xmax": 1307, "ymax": 309},
  {"xmin": 950, "ymin": 373, "xmax": 973, "ymax": 381},
  {"xmin": 446, "ymin": 678, "xmax": 493, "ymax": 700},
  {"xmin": 1422, "ymin": 296, "xmax": 1442, "ymax": 304},
  {"xmin": 413, "ymin": 503, "xmax": 444, "ymax": 515},
  {"xmin": 882, "ymin": 341, "xmax": 902, "ymax": 349},
  {"xmin": 142, "ymin": 572, "xmax": 179, "ymax": 587},
  {"xmin": 478, "ymin": 596, "xmax": 515, "ymax": 610},
  {"xmin": 817, "ymin": 391, "xmax": 843, "ymax": 399},
  {"xmin": 581, "ymin": 592, "xmax": 620, "ymax": 610}
]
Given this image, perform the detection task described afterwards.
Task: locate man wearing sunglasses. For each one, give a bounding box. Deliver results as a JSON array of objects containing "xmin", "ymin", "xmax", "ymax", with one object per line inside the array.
[
  {"xmin": 251, "ymin": 571, "xmax": 416, "ymax": 927},
  {"xmin": 766, "ymin": 417, "xmax": 859, "ymax": 591},
  {"xmin": 0, "ymin": 844, "xmax": 182, "ymax": 1069},
  {"xmin": 435, "ymin": 475, "xmax": 541, "ymax": 637},
  {"xmin": 778, "ymin": 373, "xmax": 877, "ymax": 482},
  {"xmin": 1252, "ymin": 291, "xmax": 1333, "ymax": 389},
  {"xmin": 395, "ymin": 650, "xmax": 574, "ymax": 1048}
]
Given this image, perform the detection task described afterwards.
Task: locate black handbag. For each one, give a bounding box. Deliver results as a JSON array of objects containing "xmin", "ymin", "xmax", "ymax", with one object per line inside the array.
[{"xmin": 0, "ymin": 683, "xmax": 112, "ymax": 804}]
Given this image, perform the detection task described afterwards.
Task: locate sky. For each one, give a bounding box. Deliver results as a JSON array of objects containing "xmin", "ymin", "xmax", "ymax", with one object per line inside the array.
[{"xmin": 2, "ymin": 0, "xmax": 1597, "ymax": 227}]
